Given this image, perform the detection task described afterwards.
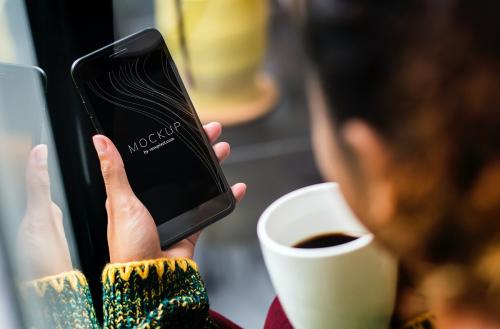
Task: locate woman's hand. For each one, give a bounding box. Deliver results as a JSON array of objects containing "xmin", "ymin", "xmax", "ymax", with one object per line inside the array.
[
  {"xmin": 93, "ymin": 122, "xmax": 246, "ymax": 263},
  {"xmin": 17, "ymin": 145, "xmax": 73, "ymax": 279}
]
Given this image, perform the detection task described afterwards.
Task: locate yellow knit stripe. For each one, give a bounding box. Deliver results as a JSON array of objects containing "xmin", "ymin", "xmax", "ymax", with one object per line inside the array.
[
  {"xmin": 49, "ymin": 277, "xmax": 66, "ymax": 293},
  {"xmin": 166, "ymin": 259, "xmax": 176, "ymax": 272},
  {"xmin": 66, "ymin": 273, "xmax": 79, "ymax": 290},
  {"xmin": 102, "ymin": 258, "xmax": 199, "ymax": 284},
  {"xmin": 106, "ymin": 267, "xmax": 117, "ymax": 285},
  {"xmin": 136, "ymin": 264, "xmax": 150, "ymax": 279},
  {"xmin": 118, "ymin": 265, "xmax": 134, "ymax": 281},
  {"xmin": 186, "ymin": 259, "xmax": 198, "ymax": 271},
  {"xmin": 24, "ymin": 270, "xmax": 88, "ymax": 297},
  {"xmin": 76, "ymin": 271, "xmax": 87, "ymax": 286},
  {"xmin": 177, "ymin": 259, "xmax": 188, "ymax": 272},
  {"xmin": 154, "ymin": 261, "xmax": 165, "ymax": 279},
  {"xmin": 33, "ymin": 283, "xmax": 47, "ymax": 296}
]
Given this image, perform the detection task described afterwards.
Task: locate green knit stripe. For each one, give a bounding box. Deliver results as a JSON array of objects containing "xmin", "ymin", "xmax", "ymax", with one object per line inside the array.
[
  {"xmin": 22, "ymin": 270, "xmax": 99, "ymax": 329},
  {"xmin": 102, "ymin": 258, "xmax": 212, "ymax": 329}
]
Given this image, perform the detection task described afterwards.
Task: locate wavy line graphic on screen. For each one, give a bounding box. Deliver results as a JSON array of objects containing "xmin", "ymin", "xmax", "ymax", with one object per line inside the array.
[
  {"xmin": 100, "ymin": 52, "xmax": 223, "ymax": 191},
  {"xmin": 118, "ymin": 56, "xmax": 210, "ymax": 166},
  {"xmin": 109, "ymin": 66, "xmax": 218, "ymax": 186},
  {"xmin": 133, "ymin": 54, "xmax": 193, "ymax": 119},
  {"xmin": 86, "ymin": 59, "xmax": 224, "ymax": 192},
  {"xmin": 161, "ymin": 50, "xmax": 184, "ymax": 95},
  {"xmin": 87, "ymin": 81, "xmax": 223, "ymax": 193},
  {"xmin": 104, "ymin": 76, "xmax": 219, "ymax": 191},
  {"xmin": 150, "ymin": 51, "xmax": 190, "ymax": 112},
  {"xmin": 111, "ymin": 58, "xmax": 216, "ymax": 180},
  {"xmin": 118, "ymin": 60, "xmax": 189, "ymax": 120},
  {"xmin": 88, "ymin": 81, "xmax": 223, "ymax": 193},
  {"xmin": 109, "ymin": 69, "xmax": 200, "ymax": 154},
  {"xmin": 123, "ymin": 57, "xmax": 196, "ymax": 128},
  {"xmin": 140, "ymin": 53, "xmax": 193, "ymax": 119},
  {"xmin": 128, "ymin": 51, "xmax": 184, "ymax": 105},
  {"xmin": 117, "ymin": 65, "xmax": 194, "ymax": 130}
]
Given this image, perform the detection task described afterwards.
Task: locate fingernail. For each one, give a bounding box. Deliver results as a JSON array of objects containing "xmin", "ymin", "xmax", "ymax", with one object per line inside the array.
[
  {"xmin": 93, "ymin": 136, "xmax": 108, "ymax": 155},
  {"xmin": 34, "ymin": 144, "xmax": 48, "ymax": 165}
]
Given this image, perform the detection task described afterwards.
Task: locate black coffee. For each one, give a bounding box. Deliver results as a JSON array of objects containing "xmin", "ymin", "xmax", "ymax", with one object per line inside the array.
[{"xmin": 293, "ymin": 232, "xmax": 359, "ymax": 249}]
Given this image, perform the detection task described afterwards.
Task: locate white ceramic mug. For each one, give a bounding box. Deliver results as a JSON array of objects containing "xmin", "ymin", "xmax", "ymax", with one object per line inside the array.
[{"xmin": 257, "ymin": 183, "xmax": 398, "ymax": 329}]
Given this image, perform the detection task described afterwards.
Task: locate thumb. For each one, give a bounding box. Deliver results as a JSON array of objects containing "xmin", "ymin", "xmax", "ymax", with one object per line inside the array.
[
  {"xmin": 25, "ymin": 144, "xmax": 52, "ymax": 213},
  {"xmin": 92, "ymin": 135, "xmax": 134, "ymax": 204}
]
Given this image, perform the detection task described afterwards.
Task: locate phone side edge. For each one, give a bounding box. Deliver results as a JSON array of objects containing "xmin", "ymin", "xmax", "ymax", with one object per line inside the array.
[{"xmin": 160, "ymin": 191, "xmax": 236, "ymax": 249}]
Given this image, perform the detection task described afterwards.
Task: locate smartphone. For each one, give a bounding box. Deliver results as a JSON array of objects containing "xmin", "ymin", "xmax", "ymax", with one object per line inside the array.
[
  {"xmin": 0, "ymin": 62, "xmax": 46, "ymax": 146},
  {"xmin": 71, "ymin": 28, "xmax": 235, "ymax": 247},
  {"xmin": 0, "ymin": 63, "xmax": 46, "ymax": 248}
]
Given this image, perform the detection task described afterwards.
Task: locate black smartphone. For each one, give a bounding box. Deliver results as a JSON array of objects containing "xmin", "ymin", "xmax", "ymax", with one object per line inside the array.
[
  {"xmin": 71, "ymin": 28, "xmax": 235, "ymax": 247},
  {"xmin": 0, "ymin": 62, "xmax": 46, "ymax": 146}
]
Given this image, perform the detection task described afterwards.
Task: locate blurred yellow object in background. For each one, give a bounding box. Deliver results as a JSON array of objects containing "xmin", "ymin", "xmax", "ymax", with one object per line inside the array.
[{"xmin": 155, "ymin": 0, "xmax": 278, "ymax": 125}]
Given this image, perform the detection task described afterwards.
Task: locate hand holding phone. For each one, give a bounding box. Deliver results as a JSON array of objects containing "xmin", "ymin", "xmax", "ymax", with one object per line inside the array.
[
  {"xmin": 72, "ymin": 29, "xmax": 243, "ymax": 247},
  {"xmin": 93, "ymin": 122, "xmax": 246, "ymax": 262}
]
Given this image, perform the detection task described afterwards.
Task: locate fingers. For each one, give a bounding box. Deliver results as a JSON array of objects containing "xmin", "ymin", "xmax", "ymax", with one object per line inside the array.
[
  {"xmin": 203, "ymin": 124, "xmax": 244, "ymax": 200},
  {"xmin": 231, "ymin": 183, "xmax": 247, "ymax": 202},
  {"xmin": 213, "ymin": 142, "xmax": 230, "ymax": 163},
  {"xmin": 202, "ymin": 123, "xmax": 245, "ymax": 201},
  {"xmin": 204, "ymin": 122, "xmax": 231, "ymax": 164},
  {"xmin": 203, "ymin": 122, "xmax": 222, "ymax": 144},
  {"xmin": 92, "ymin": 135, "xmax": 134, "ymax": 204},
  {"xmin": 26, "ymin": 144, "xmax": 52, "ymax": 213},
  {"xmin": 203, "ymin": 122, "xmax": 231, "ymax": 162}
]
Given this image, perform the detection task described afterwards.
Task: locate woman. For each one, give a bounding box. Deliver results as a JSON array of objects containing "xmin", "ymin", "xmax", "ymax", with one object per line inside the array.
[
  {"xmin": 301, "ymin": 1, "xmax": 500, "ymax": 328},
  {"xmin": 23, "ymin": 0, "xmax": 500, "ymax": 328}
]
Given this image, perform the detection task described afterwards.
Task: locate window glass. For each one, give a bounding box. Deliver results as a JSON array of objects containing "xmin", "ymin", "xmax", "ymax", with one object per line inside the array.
[
  {"xmin": 0, "ymin": 0, "xmax": 80, "ymax": 327},
  {"xmin": 0, "ymin": 1, "xmax": 316, "ymax": 328}
]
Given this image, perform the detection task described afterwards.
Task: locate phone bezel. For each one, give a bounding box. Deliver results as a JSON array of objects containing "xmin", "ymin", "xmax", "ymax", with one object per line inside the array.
[{"xmin": 71, "ymin": 28, "xmax": 235, "ymax": 248}]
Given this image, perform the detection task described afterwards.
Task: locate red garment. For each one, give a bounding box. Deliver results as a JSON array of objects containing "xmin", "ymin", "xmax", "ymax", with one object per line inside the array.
[
  {"xmin": 264, "ymin": 297, "xmax": 294, "ymax": 329},
  {"xmin": 210, "ymin": 297, "xmax": 293, "ymax": 329}
]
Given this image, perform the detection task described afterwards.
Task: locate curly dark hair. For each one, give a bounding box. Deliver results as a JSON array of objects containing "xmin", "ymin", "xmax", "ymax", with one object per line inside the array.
[{"xmin": 304, "ymin": 0, "xmax": 500, "ymax": 314}]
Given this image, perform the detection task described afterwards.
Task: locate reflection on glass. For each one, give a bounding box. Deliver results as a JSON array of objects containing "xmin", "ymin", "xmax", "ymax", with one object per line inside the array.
[
  {"xmin": 0, "ymin": 0, "xmax": 37, "ymax": 65},
  {"xmin": 16, "ymin": 144, "xmax": 73, "ymax": 281},
  {"xmin": 0, "ymin": 63, "xmax": 80, "ymax": 327}
]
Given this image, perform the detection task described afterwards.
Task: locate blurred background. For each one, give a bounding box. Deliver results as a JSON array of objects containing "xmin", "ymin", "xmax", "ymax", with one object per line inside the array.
[{"xmin": 0, "ymin": 0, "xmax": 322, "ymax": 327}]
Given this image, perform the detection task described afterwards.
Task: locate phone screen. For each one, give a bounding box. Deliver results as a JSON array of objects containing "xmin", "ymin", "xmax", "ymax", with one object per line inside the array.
[{"xmin": 79, "ymin": 33, "xmax": 226, "ymax": 226}]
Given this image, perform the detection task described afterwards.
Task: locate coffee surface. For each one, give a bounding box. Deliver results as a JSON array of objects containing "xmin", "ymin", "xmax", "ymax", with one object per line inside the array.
[{"xmin": 293, "ymin": 232, "xmax": 358, "ymax": 249}]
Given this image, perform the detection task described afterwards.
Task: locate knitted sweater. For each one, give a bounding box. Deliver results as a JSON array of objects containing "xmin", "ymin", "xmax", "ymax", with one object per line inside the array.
[
  {"xmin": 23, "ymin": 258, "xmax": 435, "ymax": 329},
  {"xmin": 24, "ymin": 258, "xmax": 217, "ymax": 328}
]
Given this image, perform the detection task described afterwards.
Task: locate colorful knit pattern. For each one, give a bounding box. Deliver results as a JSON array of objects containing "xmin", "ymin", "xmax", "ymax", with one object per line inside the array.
[
  {"xmin": 22, "ymin": 259, "xmax": 436, "ymax": 329},
  {"xmin": 23, "ymin": 258, "xmax": 218, "ymax": 329},
  {"xmin": 400, "ymin": 312, "xmax": 436, "ymax": 329},
  {"xmin": 102, "ymin": 258, "xmax": 218, "ymax": 329},
  {"xmin": 22, "ymin": 270, "xmax": 99, "ymax": 329}
]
